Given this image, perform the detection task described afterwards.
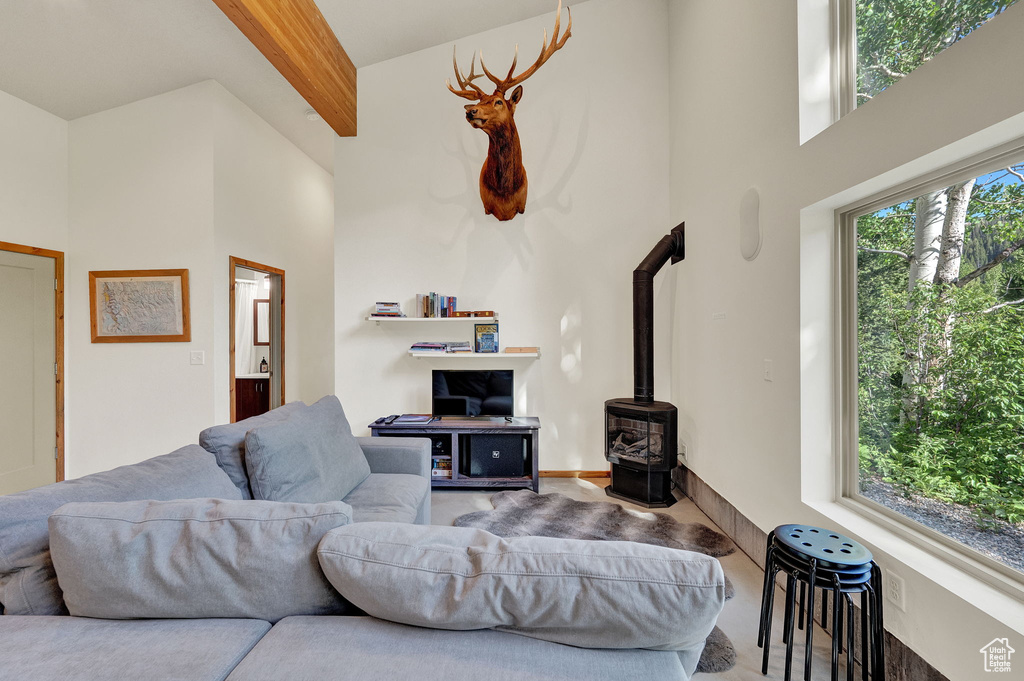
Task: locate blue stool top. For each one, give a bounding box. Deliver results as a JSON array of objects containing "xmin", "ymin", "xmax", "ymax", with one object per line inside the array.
[{"xmin": 774, "ymin": 524, "xmax": 873, "ymax": 567}]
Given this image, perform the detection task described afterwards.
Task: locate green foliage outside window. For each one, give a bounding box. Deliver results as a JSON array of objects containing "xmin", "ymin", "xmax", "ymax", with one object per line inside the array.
[
  {"xmin": 857, "ymin": 164, "xmax": 1024, "ymax": 524},
  {"xmin": 856, "ymin": 0, "xmax": 1019, "ymax": 106}
]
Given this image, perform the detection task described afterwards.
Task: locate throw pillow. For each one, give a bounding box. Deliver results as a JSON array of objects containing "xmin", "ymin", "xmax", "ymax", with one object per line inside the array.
[
  {"xmin": 199, "ymin": 401, "xmax": 307, "ymax": 498},
  {"xmin": 317, "ymin": 522, "xmax": 726, "ymax": 652},
  {"xmin": 244, "ymin": 395, "xmax": 371, "ymax": 502},
  {"xmin": 0, "ymin": 445, "xmax": 240, "ymax": 616},
  {"xmin": 49, "ymin": 498, "xmax": 354, "ymax": 623}
]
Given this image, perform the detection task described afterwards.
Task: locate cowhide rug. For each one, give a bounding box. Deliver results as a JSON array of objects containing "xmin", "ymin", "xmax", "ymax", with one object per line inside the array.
[{"xmin": 453, "ymin": 489, "xmax": 738, "ymax": 674}]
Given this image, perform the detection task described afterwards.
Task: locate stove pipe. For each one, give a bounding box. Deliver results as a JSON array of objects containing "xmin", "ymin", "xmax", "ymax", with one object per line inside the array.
[{"xmin": 633, "ymin": 222, "xmax": 686, "ymax": 402}]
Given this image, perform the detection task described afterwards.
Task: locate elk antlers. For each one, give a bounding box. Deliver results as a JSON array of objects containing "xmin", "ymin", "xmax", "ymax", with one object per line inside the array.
[{"xmin": 446, "ymin": 0, "xmax": 572, "ymax": 100}]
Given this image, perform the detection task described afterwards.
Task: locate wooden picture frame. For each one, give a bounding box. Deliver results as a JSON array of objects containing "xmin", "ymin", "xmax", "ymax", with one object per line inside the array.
[
  {"xmin": 89, "ymin": 269, "xmax": 191, "ymax": 343},
  {"xmin": 253, "ymin": 299, "xmax": 270, "ymax": 346}
]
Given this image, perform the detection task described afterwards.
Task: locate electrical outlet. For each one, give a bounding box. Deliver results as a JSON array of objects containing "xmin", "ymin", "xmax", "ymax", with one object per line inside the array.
[
  {"xmin": 763, "ymin": 359, "xmax": 773, "ymax": 382},
  {"xmin": 885, "ymin": 569, "xmax": 907, "ymax": 612},
  {"xmin": 190, "ymin": 351, "xmax": 205, "ymax": 366}
]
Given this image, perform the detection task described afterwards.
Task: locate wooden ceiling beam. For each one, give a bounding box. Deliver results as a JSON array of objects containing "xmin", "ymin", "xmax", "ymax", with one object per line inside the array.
[{"xmin": 212, "ymin": 0, "xmax": 356, "ymax": 136}]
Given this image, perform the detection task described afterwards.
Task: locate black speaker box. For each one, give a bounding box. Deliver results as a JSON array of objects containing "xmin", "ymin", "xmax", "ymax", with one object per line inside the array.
[{"xmin": 468, "ymin": 434, "xmax": 525, "ymax": 477}]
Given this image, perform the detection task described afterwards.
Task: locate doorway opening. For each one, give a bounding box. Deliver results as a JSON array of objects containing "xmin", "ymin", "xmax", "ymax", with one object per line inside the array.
[
  {"xmin": 229, "ymin": 256, "xmax": 284, "ymax": 422},
  {"xmin": 0, "ymin": 241, "xmax": 64, "ymax": 493}
]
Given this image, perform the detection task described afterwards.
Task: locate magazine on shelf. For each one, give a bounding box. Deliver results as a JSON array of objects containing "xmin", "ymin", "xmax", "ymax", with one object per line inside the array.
[{"xmin": 474, "ymin": 323, "xmax": 499, "ymax": 353}]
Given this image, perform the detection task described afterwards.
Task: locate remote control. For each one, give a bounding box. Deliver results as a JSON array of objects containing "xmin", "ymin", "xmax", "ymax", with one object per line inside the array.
[
  {"xmin": 383, "ymin": 414, "xmax": 399, "ymax": 424},
  {"xmin": 374, "ymin": 416, "xmax": 386, "ymax": 424}
]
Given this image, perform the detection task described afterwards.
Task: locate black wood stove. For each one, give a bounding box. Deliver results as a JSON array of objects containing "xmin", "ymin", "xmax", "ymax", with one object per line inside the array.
[{"xmin": 605, "ymin": 222, "xmax": 685, "ymax": 508}]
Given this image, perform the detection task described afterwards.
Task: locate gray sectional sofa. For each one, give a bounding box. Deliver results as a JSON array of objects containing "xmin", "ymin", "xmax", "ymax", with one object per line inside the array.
[{"xmin": 0, "ymin": 397, "xmax": 725, "ymax": 681}]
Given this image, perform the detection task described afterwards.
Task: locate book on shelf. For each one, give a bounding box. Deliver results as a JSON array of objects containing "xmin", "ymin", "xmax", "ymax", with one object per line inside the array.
[
  {"xmin": 409, "ymin": 341, "xmax": 478, "ymax": 354},
  {"xmin": 372, "ymin": 301, "xmax": 405, "ymax": 317},
  {"xmin": 416, "ymin": 292, "xmax": 459, "ymax": 318},
  {"xmin": 409, "ymin": 342, "xmax": 448, "ymax": 353},
  {"xmin": 474, "ymin": 323, "xmax": 499, "ymax": 353}
]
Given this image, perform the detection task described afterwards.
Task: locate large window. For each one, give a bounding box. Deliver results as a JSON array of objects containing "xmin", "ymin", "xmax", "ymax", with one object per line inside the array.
[
  {"xmin": 848, "ymin": 151, "xmax": 1024, "ymax": 576},
  {"xmin": 848, "ymin": 0, "xmax": 1019, "ymax": 109}
]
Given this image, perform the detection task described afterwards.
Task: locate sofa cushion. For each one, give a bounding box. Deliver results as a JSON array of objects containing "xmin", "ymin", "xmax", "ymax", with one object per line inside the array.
[
  {"xmin": 342, "ymin": 473, "xmax": 428, "ymax": 524},
  {"xmin": 199, "ymin": 401, "xmax": 307, "ymax": 499},
  {"xmin": 225, "ymin": 616, "xmax": 691, "ymax": 681},
  {"xmin": 49, "ymin": 498, "xmax": 354, "ymax": 623},
  {"xmin": 317, "ymin": 523, "xmax": 724, "ymax": 659},
  {"xmin": 0, "ymin": 445, "xmax": 240, "ymax": 616},
  {"xmin": 0, "ymin": 616, "xmax": 270, "ymax": 681},
  {"xmin": 244, "ymin": 395, "xmax": 371, "ymax": 502}
]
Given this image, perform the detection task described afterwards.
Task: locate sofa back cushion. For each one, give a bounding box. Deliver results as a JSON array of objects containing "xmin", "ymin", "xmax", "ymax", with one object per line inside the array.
[
  {"xmin": 199, "ymin": 401, "xmax": 307, "ymax": 499},
  {"xmin": 0, "ymin": 445, "xmax": 240, "ymax": 616},
  {"xmin": 244, "ymin": 395, "xmax": 371, "ymax": 503},
  {"xmin": 317, "ymin": 522, "xmax": 725, "ymax": 656},
  {"xmin": 49, "ymin": 498, "xmax": 354, "ymax": 623}
]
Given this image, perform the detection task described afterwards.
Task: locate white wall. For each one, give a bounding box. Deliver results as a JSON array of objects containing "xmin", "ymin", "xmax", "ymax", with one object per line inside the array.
[
  {"xmin": 66, "ymin": 81, "xmax": 334, "ymax": 477},
  {"xmin": 68, "ymin": 83, "xmax": 217, "ymax": 477},
  {"xmin": 212, "ymin": 82, "xmax": 335, "ymax": 423},
  {"xmin": 668, "ymin": 1, "xmax": 1024, "ymax": 677},
  {"xmin": 334, "ymin": 0, "xmax": 673, "ymax": 469},
  {"xmin": 0, "ymin": 89, "xmax": 68, "ymax": 252}
]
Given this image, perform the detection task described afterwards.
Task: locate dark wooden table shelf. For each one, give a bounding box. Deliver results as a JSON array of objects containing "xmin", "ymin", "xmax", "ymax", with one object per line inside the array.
[{"xmin": 369, "ymin": 416, "xmax": 540, "ymax": 492}]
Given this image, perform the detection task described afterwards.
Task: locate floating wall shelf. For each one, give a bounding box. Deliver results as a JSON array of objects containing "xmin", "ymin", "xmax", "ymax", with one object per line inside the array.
[
  {"xmin": 407, "ymin": 351, "xmax": 540, "ymax": 359},
  {"xmin": 366, "ymin": 316, "xmax": 496, "ymax": 325}
]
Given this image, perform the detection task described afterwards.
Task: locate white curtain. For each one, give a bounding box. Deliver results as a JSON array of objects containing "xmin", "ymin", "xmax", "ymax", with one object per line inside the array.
[{"xmin": 235, "ymin": 280, "xmax": 257, "ymax": 375}]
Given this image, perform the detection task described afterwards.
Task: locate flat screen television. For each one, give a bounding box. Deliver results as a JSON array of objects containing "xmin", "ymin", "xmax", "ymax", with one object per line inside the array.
[{"xmin": 432, "ymin": 369, "xmax": 514, "ymax": 417}]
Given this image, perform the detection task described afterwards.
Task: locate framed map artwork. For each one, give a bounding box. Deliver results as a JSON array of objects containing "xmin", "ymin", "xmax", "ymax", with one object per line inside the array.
[{"xmin": 89, "ymin": 269, "xmax": 191, "ymax": 343}]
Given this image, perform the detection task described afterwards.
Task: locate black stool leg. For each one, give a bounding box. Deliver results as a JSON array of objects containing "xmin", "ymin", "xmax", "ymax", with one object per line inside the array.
[
  {"xmin": 799, "ymin": 581, "xmax": 806, "ymax": 630},
  {"xmin": 821, "ymin": 587, "xmax": 828, "ymax": 632},
  {"xmin": 762, "ymin": 564, "xmax": 780, "ymax": 675},
  {"xmin": 784, "ymin": 573, "xmax": 798, "ymax": 681},
  {"xmin": 846, "ymin": 593, "xmax": 855, "ymax": 681},
  {"xmin": 836, "ymin": 588, "xmax": 844, "ymax": 655},
  {"xmin": 784, "ymin": 573, "xmax": 795, "ymax": 646},
  {"xmin": 861, "ymin": 589, "xmax": 869, "ymax": 681},
  {"xmin": 758, "ymin": 545, "xmax": 777, "ymax": 648},
  {"xmin": 804, "ymin": 559, "xmax": 818, "ymax": 681},
  {"xmin": 830, "ymin": 582, "xmax": 841, "ymax": 681},
  {"xmin": 872, "ymin": 564, "xmax": 886, "ymax": 680}
]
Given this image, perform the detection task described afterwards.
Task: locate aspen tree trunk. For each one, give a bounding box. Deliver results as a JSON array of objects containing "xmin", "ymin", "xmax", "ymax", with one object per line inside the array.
[
  {"xmin": 932, "ymin": 179, "xmax": 975, "ymax": 390},
  {"xmin": 901, "ymin": 190, "xmax": 948, "ymax": 424}
]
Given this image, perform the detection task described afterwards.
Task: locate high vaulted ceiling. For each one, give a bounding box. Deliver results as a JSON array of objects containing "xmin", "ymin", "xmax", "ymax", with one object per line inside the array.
[{"xmin": 0, "ymin": 0, "xmax": 560, "ymax": 173}]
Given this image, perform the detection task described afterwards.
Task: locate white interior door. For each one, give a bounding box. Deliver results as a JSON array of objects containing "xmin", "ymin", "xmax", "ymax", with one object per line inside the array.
[{"xmin": 0, "ymin": 250, "xmax": 57, "ymax": 495}]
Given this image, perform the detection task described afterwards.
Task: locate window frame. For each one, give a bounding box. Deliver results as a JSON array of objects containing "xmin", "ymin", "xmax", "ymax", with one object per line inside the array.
[{"xmin": 837, "ymin": 138, "xmax": 1024, "ymax": 601}]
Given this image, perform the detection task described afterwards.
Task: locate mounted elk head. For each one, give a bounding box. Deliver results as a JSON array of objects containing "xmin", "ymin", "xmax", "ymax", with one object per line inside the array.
[{"xmin": 447, "ymin": 1, "xmax": 571, "ymax": 221}]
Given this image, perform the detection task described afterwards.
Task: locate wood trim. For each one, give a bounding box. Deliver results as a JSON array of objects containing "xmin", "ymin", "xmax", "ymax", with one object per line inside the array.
[
  {"xmin": 0, "ymin": 241, "xmax": 65, "ymax": 482},
  {"xmin": 211, "ymin": 0, "xmax": 356, "ymax": 136},
  {"xmin": 253, "ymin": 298, "xmax": 270, "ymax": 346},
  {"xmin": 229, "ymin": 257, "xmax": 285, "ymax": 422},
  {"xmin": 88, "ymin": 269, "xmax": 191, "ymax": 343},
  {"xmin": 540, "ymin": 470, "xmax": 610, "ymax": 478}
]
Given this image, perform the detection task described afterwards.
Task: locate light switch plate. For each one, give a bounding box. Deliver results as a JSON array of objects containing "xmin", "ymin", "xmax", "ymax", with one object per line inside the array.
[{"xmin": 190, "ymin": 351, "xmax": 205, "ymax": 366}]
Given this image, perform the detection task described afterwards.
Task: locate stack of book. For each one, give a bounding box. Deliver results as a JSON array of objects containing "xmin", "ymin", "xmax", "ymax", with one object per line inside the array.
[
  {"xmin": 431, "ymin": 456, "xmax": 452, "ymax": 478},
  {"xmin": 371, "ymin": 302, "xmax": 405, "ymax": 318},
  {"xmin": 416, "ymin": 293, "xmax": 457, "ymax": 318},
  {"xmin": 409, "ymin": 342, "xmax": 448, "ymax": 354},
  {"xmin": 446, "ymin": 341, "xmax": 472, "ymax": 353}
]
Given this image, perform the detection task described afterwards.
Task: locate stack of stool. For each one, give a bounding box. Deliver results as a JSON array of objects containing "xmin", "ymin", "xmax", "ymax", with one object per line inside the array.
[{"xmin": 757, "ymin": 524, "xmax": 885, "ymax": 681}]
